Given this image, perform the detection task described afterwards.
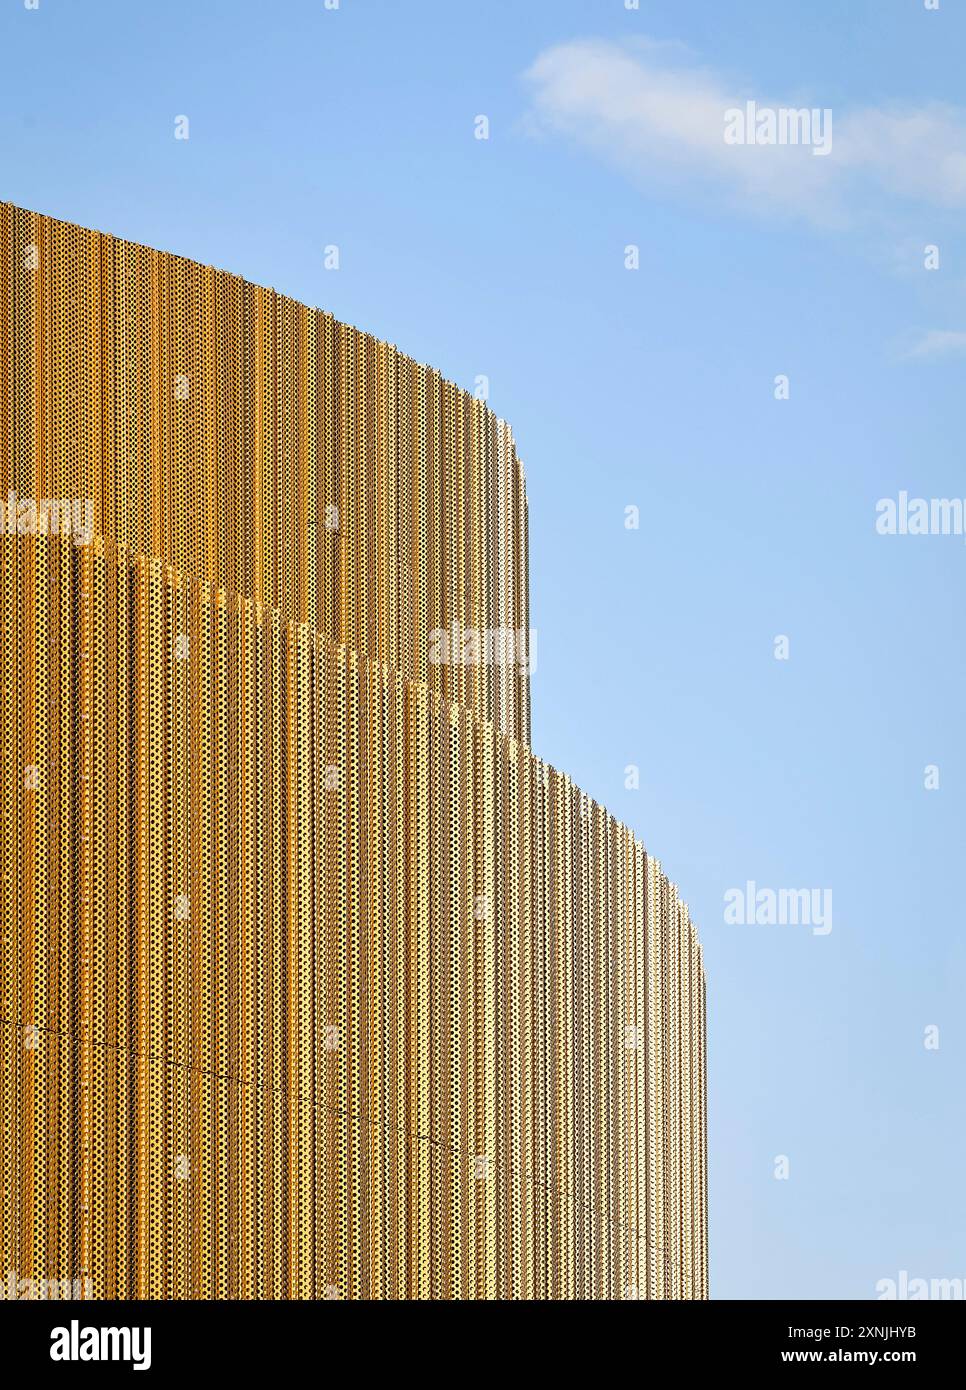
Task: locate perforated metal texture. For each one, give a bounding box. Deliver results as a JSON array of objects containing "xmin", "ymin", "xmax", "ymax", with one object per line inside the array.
[
  {"xmin": 0, "ymin": 204, "xmax": 530, "ymax": 744},
  {"xmin": 0, "ymin": 204, "xmax": 707, "ymax": 1300}
]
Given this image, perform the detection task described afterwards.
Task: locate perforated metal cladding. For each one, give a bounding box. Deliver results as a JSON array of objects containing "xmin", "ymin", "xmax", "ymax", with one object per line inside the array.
[
  {"xmin": 0, "ymin": 203, "xmax": 530, "ymax": 743},
  {"xmin": 1, "ymin": 534, "xmax": 707, "ymax": 1299},
  {"xmin": 0, "ymin": 204, "xmax": 707, "ymax": 1299}
]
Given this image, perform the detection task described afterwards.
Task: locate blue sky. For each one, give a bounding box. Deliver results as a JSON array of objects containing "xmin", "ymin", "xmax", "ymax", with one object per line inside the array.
[{"xmin": 2, "ymin": 0, "xmax": 963, "ymax": 1299}]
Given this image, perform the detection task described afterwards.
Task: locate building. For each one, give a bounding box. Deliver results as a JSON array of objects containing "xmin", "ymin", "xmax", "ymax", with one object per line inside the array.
[{"xmin": 0, "ymin": 203, "xmax": 707, "ymax": 1299}]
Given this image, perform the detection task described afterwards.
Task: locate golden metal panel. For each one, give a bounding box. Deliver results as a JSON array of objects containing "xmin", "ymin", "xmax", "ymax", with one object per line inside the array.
[{"xmin": 0, "ymin": 204, "xmax": 708, "ymax": 1300}]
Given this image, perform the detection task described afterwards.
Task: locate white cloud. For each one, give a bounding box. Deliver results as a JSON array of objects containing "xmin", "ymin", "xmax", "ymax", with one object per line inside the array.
[
  {"xmin": 902, "ymin": 329, "xmax": 966, "ymax": 360},
  {"xmin": 523, "ymin": 39, "xmax": 966, "ymax": 226},
  {"xmin": 835, "ymin": 106, "xmax": 966, "ymax": 207}
]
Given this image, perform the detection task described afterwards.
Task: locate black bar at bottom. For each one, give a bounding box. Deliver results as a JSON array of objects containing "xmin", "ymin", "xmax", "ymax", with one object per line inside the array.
[{"xmin": 0, "ymin": 1296, "xmax": 956, "ymax": 1376}]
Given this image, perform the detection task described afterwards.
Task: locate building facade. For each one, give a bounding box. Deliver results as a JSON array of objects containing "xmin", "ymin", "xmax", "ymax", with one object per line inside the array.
[{"xmin": 0, "ymin": 203, "xmax": 707, "ymax": 1299}]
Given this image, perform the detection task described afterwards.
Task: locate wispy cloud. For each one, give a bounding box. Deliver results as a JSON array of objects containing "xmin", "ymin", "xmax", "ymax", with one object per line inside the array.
[
  {"xmin": 523, "ymin": 38, "xmax": 966, "ymax": 227},
  {"xmin": 901, "ymin": 329, "xmax": 966, "ymax": 360}
]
